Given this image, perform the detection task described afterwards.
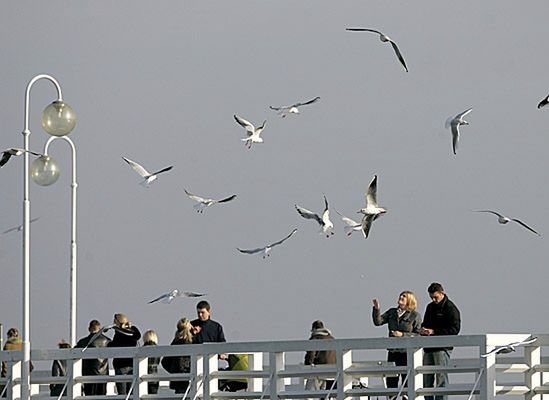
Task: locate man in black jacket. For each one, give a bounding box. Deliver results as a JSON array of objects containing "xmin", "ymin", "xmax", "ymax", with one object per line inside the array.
[
  {"xmin": 75, "ymin": 320, "xmax": 111, "ymax": 396},
  {"xmin": 191, "ymin": 301, "xmax": 226, "ymax": 344},
  {"xmin": 420, "ymin": 283, "xmax": 461, "ymax": 400}
]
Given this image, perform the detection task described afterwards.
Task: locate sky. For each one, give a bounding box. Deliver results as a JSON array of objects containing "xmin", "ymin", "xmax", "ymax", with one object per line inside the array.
[{"xmin": 1, "ymin": 1, "xmax": 548, "ymax": 351}]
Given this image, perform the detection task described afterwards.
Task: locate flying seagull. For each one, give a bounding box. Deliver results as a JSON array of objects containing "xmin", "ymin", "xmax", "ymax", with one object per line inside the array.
[
  {"xmin": 2, "ymin": 217, "xmax": 40, "ymax": 234},
  {"xmin": 445, "ymin": 108, "xmax": 472, "ymax": 155},
  {"xmin": 295, "ymin": 196, "xmax": 334, "ymax": 238},
  {"xmin": 335, "ymin": 210, "xmax": 363, "ymax": 237},
  {"xmin": 234, "ymin": 115, "xmax": 267, "ymax": 149},
  {"xmin": 0, "ymin": 148, "xmax": 42, "ymax": 168},
  {"xmin": 538, "ymin": 94, "xmax": 549, "ymax": 109},
  {"xmin": 184, "ymin": 189, "xmax": 237, "ymax": 213},
  {"xmin": 122, "ymin": 156, "xmax": 173, "ymax": 187},
  {"xmin": 481, "ymin": 337, "xmax": 537, "ymax": 357},
  {"xmin": 269, "ymin": 96, "xmax": 321, "ymax": 118},
  {"xmin": 148, "ymin": 289, "xmax": 207, "ymax": 304},
  {"xmin": 346, "ymin": 28, "xmax": 408, "ymax": 72},
  {"xmin": 358, "ymin": 175, "xmax": 387, "ymax": 239},
  {"xmin": 237, "ymin": 228, "xmax": 298, "ymax": 258},
  {"xmin": 472, "ymin": 210, "xmax": 541, "ymax": 236}
]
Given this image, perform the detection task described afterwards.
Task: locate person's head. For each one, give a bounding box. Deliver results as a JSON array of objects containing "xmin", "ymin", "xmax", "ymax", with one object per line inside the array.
[
  {"xmin": 143, "ymin": 330, "xmax": 158, "ymax": 346},
  {"xmin": 7, "ymin": 328, "xmax": 19, "ymax": 339},
  {"xmin": 57, "ymin": 339, "xmax": 71, "ymax": 349},
  {"xmin": 196, "ymin": 301, "xmax": 211, "ymax": 321},
  {"xmin": 175, "ymin": 317, "xmax": 193, "ymax": 343},
  {"xmin": 88, "ymin": 319, "xmax": 101, "ymax": 333},
  {"xmin": 113, "ymin": 313, "xmax": 131, "ymax": 329},
  {"xmin": 311, "ymin": 320, "xmax": 324, "ymax": 332},
  {"xmin": 398, "ymin": 291, "xmax": 417, "ymax": 311},
  {"xmin": 427, "ymin": 282, "xmax": 445, "ymax": 304}
]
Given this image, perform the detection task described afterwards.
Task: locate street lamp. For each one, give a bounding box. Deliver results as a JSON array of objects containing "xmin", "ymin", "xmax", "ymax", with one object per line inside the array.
[{"xmin": 21, "ymin": 74, "xmax": 76, "ymax": 400}]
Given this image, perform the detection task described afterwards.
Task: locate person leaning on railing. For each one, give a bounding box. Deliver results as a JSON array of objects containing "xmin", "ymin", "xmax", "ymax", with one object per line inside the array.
[
  {"xmin": 419, "ymin": 282, "xmax": 461, "ymax": 400},
  {"xmin": 372, "ymin": 291, "xmax": 422, "ymax": 398}
]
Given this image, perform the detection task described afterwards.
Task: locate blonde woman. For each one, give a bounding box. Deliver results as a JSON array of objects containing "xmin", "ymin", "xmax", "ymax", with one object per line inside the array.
[
  {"xmin": 372, "ymin": 291, "xmax": 422, "ymax": 392},
  {"xmin": 143, "ymin": 330, "xmax": 160, "ymax": 394},
  {"xmin": 161, "ymin": 318, "xmax": 193, "ymax": 393},
  {"xmin": 107, "ymin": 313, "xmax": 141, "ymax": 395}
]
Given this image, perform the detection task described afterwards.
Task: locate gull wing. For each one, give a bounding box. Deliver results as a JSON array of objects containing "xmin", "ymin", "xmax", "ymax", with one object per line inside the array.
[
  {"xmin": 361, "ymin": 214, "xmax": 376, "ymax": 239},
  {"xmin": 511, "ymin": 219, "xmax": 541, "ymax": 236},
  {"xmin": 237, "ymin": 247, "xmax": 264, "ymax": 255},
  {"xmin": 234, "ymin": 115, "xmax": 255, "ymax": 135},
  {"xmin": 150, "ymin": 166, "xmax": 173, "ymax": 177},
  {"xmin": 321, "ymin": 196, "xmax": 331, "ymax": 225},
  {"xmin": 508, "ymin": 337, "xmax": 538, "ymax": 347},
  {"xmin": 473, "ymin": 210, "xmax": 505, "ymax": 219},
  {"xmin": 269, "ymin": 105, "xmax": 288, "ymax": 111},
  {"xmin": 335, "ymin": 210, "xmax": 359, "ymax": 226},
  {"xmin": 294, "ymin": 96, "xmax": 321, "ymax": 107},
  {"xmin": 269, "ymin": 228, "xmax": 298, "ymax": 248},
  {"xmin": 183, "ymin": 291, "xmax": 207, "ymax": 297},
  {"xmin": 389, "ymin": 40, "xmax": 408, "ymax": 72},
  {"xmin": 0, "ymin": 152, "xmax": 13, "ymax": 167},
  {"xmin": 480, "ymin": 347, "xmax": 501, "ymax": 358},
  {"xmin": 455, "ymin": 108, "xmax": 473, "ymax": 120},
  {"xmin": 538, "ymin": 95, "xmax": 549, "ymax": 109},
  {"xmin": 295, "ymin": 205, "xmax": 323, "ymax": 225},
  {"xmin": 451, "ymin": 122, "xmax": 460, "ymax": 155},
  {"xmin": 82, "ymin": 325, "xmax": 114, "ymax": 352},
  {"xmin": 148, "ymin": 292, "xmax": 169, "ymax": 304},
  {"xmin": 215, "ymin": 194, "xmax": 237, "ymax": 204},
  {"xmin": 365, "ymin": 175, "xmax": 378, "ymax": 207},
  {"xmin": 184, "ymin": 189, "xmax": 207, "ymax": 203},
  {"xmin": 122, "ymin": 157, "xmax": 150, "ymax": 178},
  {"xmin": 346, "ymin": 28, "xmax": 383, "ymax": 35},
  {"xmin": 2, "ymin": 217, "xmax": 40, "ymax": 234}
]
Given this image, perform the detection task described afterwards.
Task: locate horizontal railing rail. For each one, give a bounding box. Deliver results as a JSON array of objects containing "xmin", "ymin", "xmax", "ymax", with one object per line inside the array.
[{"xmin": 0, "ymin": 333, "xmax": 546, "ymax": 400}]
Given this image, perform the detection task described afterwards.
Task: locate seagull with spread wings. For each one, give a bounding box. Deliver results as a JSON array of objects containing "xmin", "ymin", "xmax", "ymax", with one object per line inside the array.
[
  {"xmin": 122, "ymin": 156, "xmax": 173, "ymax": 187},
  {"xmin": 296, "ymin": 196, "xmax": 334, "ymax": 238},
  {"xmin": 445, "ymin": 108, "xmax": 472, "ymax": 155},
  {"xmin": 269, "ymin": 96, "xmax": 321, "ymax": 118},
  {"xmin": 481, "ymin": 337, "xmax": 537, "ymax": 357},
  {"xmin": 346, "ymin": 28, "xmax": 408, "ymax": 72},
  {"xmin": 2, "ymin": 217, "xmax": 40, "ymax": 234},
  {"xmin": 1, "ymin": 148, "xmax": 42, "ymax": 168},
  {"xmin": 184, "ymin": 189, "xmax": 237, "ymax": 213},
  {"xmin": 358, "ymin": 175, "xmax": 387, "ymax": 239},
  {"xmin": 234, "ymin": 115, "xmax": 267, "ymax": 149},
  {"xmin": 473, "ymin": 210, "xmax": 541, "ymax": 236},
  {"xmin": 335, "ymin": 210, "xmax": 363, "ymax": 237},
  {"xmin": 237, "ymin": 228, "xmax": 298, "ymax": 259},
  {"xmin": 148, "ymin": 289, "xmax": 206, "ymax": 304}
]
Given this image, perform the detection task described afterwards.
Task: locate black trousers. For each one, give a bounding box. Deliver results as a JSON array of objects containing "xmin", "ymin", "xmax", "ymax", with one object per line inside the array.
[{"xmin": 386, "ymin": 351, "xmax": 408, "ymax": 389}]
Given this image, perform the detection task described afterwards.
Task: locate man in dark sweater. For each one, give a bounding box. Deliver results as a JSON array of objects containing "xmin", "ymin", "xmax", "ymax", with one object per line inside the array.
[
  {"xmin": 420, "ymin": 282, "xmax": 461, "ymax": 400},
  {"xmin": 191, "ymin": 301, "xmax": 226, "ymax": 344}
]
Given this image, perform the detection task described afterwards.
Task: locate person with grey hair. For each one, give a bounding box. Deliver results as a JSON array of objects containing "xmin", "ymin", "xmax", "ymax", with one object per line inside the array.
[{"xmin": 304, "ymin": 320, "xmax": 336, "ymax": 391}]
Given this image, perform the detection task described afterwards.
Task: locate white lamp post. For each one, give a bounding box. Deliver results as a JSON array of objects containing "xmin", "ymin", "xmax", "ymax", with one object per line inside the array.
[{"xmin": 21, "ymin": 74, "xmax": 76, "ymax": 400}]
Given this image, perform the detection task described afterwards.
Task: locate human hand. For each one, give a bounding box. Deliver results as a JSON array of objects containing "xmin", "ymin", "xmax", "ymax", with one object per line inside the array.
[
  {"xmin": 391, "ymin": 330, "xmax": 403, "ymax": 337},
  {"xmin": 420, "ymin": 327, "xmax": 434, "ymax": 336},
  {"xmin": 191, "ymin": 325, "xmax": 202, "ymax": 335},
  {"xmin": 372, "ymin": 299, "xmax": 380, "ymax": 309},
  {"xmin": 219, "ymin": 353, "xmax": 228, "ymax": 360}
]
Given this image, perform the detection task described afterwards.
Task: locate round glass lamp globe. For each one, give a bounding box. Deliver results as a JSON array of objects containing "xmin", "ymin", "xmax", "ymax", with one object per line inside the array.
[
  {"xmin": 30, "ymin": 156, "xmax": 60, "ymax": 186},
  {"xmin": 41, "ymin": 101, "xmax": 76, "ymax": 136}
]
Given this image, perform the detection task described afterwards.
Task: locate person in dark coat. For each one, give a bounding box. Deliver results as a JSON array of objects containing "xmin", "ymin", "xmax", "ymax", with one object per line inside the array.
[
  {"xmin": 372, "ymin": 290, "xmax": 422, "ymax": 392},
  {"xmin": 304, "ymin": 320, "xmax": 336, "ymax": 391},
  {"xmin": 143, "ymin": 330, "xmax": 160, "ymax": 394},
  {"xmin": 420, "ymin": 282, "xmax": 461, "ymax": 400},
  {"xmin": 161, "ymin": 318, "xmax": 194, "ymax": 394},
  {"xmin": 107, "ymin": 313, "xmax": 142, "ymax": 395},
  {"xmin": 191, "ymin": 301, "xmax": 226, "ymax": 344},
  {"xmin": 50, "ymin": 340, "xmax": 71, "ymax": 397},
  {"xmin": 75, "ymin": 320, "xmax": 111, "ymax": 396}
]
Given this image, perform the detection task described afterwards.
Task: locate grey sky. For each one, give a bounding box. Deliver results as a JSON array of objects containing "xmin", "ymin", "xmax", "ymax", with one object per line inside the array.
[{"xmin": 1, "ymin": 1, "xmax": 548, "ymax": 350}]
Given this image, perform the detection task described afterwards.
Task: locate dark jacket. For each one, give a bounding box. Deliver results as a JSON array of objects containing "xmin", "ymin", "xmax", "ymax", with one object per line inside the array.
[
  {"xmin": 304, "ymin": 328, "xmax": 336, "ymax": 365},
  {"xmin": 75, "ymin": 332, "xmax": 111, "ymax": 376},
  {"xmin": 161, "ymin": 337, "xmax": 193, "ymax": 393},
  {"xmin": 50, "ymin": 359, "xmax": 67, "ymax": 397},
  {"xmin": 107, "ymin": 326, "xmax": 141, "ymax": 369},
  {"xmin": 422, "ymin": 295, "xmax": 461, "ymax": 352},
  {"xmin": 191, "ymin": 319, "xmax": 225, "ymax": 344}
]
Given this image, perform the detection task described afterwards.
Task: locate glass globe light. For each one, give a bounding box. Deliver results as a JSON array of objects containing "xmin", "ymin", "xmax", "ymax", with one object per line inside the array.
[
  {"xmin": 30, "ymin": 156, "xmax": 60, "ymax": 186},
  {"xmin": 41, "ymin": 101, "xmax": 76, "ymax": 137}
]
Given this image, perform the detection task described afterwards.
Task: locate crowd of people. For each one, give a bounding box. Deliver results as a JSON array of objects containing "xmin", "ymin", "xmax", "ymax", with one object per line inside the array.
[{"xmin": 2, "ymin": 284, "xmax": 460, "ymax": 400}]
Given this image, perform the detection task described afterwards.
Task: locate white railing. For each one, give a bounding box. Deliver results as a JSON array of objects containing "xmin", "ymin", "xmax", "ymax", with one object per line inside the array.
[{"xmin": 0, "ymin": 333, "xmax": 547, "ymax": 400}]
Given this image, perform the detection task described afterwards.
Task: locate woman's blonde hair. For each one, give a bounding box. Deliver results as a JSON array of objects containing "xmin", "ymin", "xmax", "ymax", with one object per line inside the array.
[
  {"xmin": 114, "ymin": 313, "xmax": 130, "ymax": 329},
  {"xmin": 400, "ymin": 290, "xmax": 417, "ymax": 311},
  {"xmin": 175, "ymin": 318, "xmax": 193, "ymax": 343},
  {"xmin": 143, "ymin": 330, "xmax": 158, "ymax": 345}
]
